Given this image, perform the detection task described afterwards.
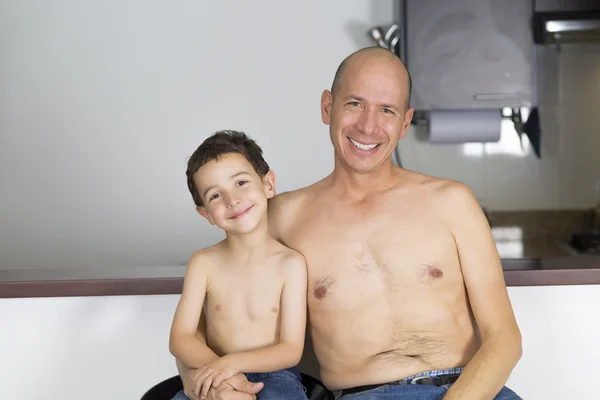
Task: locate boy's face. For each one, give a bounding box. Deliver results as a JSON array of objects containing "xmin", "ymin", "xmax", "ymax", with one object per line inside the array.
[{"xmin": 194, "ymin": 153, "xmax": 275, "ymax": 234}]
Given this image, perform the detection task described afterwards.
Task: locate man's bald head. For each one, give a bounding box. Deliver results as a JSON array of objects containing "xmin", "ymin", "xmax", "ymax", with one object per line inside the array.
[{"xmin": 330, "ymin": 47, "xmax": 412, "ymax": 110}]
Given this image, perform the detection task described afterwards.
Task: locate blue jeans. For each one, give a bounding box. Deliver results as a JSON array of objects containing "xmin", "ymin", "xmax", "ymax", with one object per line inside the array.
[
  {"xmin": 172, "ymin": 367, "xmax": 307, "ymax": 400},
  {"xmin": 336, "ymin": 384, "xmax": 521, "ymax": 399}
]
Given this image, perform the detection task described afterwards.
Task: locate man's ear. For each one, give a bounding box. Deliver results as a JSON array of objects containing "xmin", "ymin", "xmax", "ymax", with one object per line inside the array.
[
  {"xmin": 263, "ymin": 170, "xmax": 276, "ymax": 199},
  {"xmin": 196, "ymin": 206, "xmax": 215, "ymax": 225},
  {"xmin": 321, "ymin": 90, "xmax": 333, "ymax": 125},
  {"xmin": 399, "ymin": 107, "xmax": 415, "ymax": 140}
]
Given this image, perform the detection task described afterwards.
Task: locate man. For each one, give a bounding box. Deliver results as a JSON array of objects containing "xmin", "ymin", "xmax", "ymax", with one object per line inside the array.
[{"xmin": 178, "ymin": 47, "xmax": 523, "ymax": 400}]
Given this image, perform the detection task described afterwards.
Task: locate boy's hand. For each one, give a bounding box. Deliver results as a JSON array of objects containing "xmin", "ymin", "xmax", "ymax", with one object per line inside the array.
[{"xmin": 198, "ymin": 356, "xmax": 240, "ymax": 399}]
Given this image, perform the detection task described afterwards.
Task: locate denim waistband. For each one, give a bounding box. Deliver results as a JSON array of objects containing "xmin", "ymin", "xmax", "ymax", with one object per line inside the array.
[{"xmin": 337, "ymin": 366, "xmax": 465, "ymax": 397}]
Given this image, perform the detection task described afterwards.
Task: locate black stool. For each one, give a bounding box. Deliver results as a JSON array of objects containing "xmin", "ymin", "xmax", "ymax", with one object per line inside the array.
[{"xmin": 141, "ymin": 373, "xmax": 334, "ymax": 400}]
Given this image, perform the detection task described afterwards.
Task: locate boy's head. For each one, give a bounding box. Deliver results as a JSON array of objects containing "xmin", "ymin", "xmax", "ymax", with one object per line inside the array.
[{"xmin": 186, "ymin": 130, "xmax": 275, "ymax": 233}]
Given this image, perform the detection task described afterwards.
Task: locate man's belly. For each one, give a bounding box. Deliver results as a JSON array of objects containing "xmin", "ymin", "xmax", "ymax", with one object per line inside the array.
[{"xmin": 309, "ymin": 298, "xmax": 479, "ymax": 390}]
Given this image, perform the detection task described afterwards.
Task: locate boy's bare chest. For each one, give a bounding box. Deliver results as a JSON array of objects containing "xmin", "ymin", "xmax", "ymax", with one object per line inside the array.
[{"xmin": 205, "ymin": 270, "xmax": 284, "ymax": 320}]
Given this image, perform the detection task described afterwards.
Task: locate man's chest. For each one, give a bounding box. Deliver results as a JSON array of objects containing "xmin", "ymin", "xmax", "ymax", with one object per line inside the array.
[{"xmin": 284, "ymin": 203, "xmax": 462, "ymax": 304}]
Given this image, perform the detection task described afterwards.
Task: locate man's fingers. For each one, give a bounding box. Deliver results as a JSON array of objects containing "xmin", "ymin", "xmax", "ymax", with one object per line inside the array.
[
  {"xmin": 212, "ymin": 387, "xmax": 257, "ymax": 400},
  {"xmin": 250, "ymin": 382, "xmax": 263, "ymax": 394},
  {"xmin": 225, "ymin": 374, "xmax": 263, "ymax": 394},
  {"xmin": 233, "ymin": 381, "xmax": 263, "ymax": 394},
  {"xmin": 187, "ymin": 387, "xmax": 199, "ymax": 400},
  {"xmin": 183, "ymin": 388, "xmax": 195, "ymax": 400}
]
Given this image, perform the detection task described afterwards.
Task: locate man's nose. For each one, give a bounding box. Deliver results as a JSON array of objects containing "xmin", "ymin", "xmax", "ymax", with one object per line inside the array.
[{"xmin": 357, "ymin": 108, "xmax": 378, "ymax": 135}]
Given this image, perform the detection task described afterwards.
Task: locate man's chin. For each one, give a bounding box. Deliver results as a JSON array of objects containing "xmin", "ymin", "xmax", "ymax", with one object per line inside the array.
[{"xmin": 346, "ymin": 162, "xmax": 385, "ymax": 174}]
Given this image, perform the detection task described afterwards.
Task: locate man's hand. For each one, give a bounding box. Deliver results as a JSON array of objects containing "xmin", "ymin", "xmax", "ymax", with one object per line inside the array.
[
  {"xmin": 182, "ymin": 369, "xmax": 263, "ymax": 400},
  {"xmin": 181, "ymin": 366, "xmax": 201, "ymax": 400},
  {"xmin": 207, "ymin": 374, "xmax": 264, "ymax": 400},
  {"xmin": 197, "ymin": 356, "xmax": 239, "ymax": 399}
]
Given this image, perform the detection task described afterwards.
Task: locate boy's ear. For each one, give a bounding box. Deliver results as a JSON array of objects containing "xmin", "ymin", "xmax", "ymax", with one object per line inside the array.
[
  {"xmin": 263, "ymin": 170, "xmax": 276, "ymax": 199},
  {"xmin": 196, "ymin": 206, "xmax": 215, "ymax": 225}
]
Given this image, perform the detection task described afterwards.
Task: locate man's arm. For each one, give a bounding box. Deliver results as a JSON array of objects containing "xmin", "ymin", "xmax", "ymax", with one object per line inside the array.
[
  {"xmin": 169, "ymin": 252, "xmax": 218, "ymax": 368},
  {"xmin": 442, "ymin": 182, "xmax": 522, "ymax": 400}
]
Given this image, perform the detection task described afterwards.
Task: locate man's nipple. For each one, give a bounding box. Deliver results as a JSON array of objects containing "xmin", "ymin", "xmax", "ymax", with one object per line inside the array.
[
  {"xmin": 428, "ymin": 267, "xmax": 443, "ymax": 279},
  {"xmin": 313, "ymin": 276, "xmax": 335, "ymax": 300},
  {"xmin": 314, "ymin": 286, "xmax": 328, "ymax": 299}
]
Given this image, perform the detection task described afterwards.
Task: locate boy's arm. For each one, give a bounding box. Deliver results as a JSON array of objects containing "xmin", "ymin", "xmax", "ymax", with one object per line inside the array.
[
  {"xmin": 223, "ymin": 252, "xmax": 307, "ymax": 372},
  {"xmin": 169, "ymin": 252, "xmax": 218, "ymax": 368},
  {"xmin": 177, "ymin": 313, "xmax": 221, "ymax": 398}
]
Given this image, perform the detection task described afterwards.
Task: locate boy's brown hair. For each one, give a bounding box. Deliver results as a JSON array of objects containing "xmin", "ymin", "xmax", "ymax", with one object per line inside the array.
[{"xmin": 186, "ymin": 130, "xmax": 270, "ymax": 207}]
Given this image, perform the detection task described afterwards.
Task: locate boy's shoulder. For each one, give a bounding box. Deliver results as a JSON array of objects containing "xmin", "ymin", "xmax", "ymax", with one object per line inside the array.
[{"xmin": 186, "ymin": 241, "xmax": 226, "ymax": 273}]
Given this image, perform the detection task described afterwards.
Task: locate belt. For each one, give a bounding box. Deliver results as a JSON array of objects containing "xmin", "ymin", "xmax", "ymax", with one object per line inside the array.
[{"xmin": 339, "ymin": 373, "xmax": 461, "ymax": 397}]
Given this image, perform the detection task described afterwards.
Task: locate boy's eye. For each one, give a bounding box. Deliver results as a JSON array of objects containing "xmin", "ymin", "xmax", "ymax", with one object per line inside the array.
[
  {"xmin": 209, "ymin": 193, "xmax": 220, "ymax": 201},
  {"xmin": 237, "ymin": 180, "xmax": 248, "ymax": 187}
]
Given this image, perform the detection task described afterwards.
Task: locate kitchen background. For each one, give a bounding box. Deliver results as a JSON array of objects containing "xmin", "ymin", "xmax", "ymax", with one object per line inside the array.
[
  {"xmin": 1, "ymin": 0, "xmax": 599, "ymax": 271},
  {"xmin": 1, "ymin": 2, "xmax": 599, "ymax": 400}
]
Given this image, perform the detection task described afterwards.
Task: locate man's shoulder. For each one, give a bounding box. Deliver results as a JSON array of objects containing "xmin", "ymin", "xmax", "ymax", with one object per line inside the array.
[
  {"xmin": 401, "ymin": 169, "xmax": 473, "ymax": 200},
  {"xmin": 268, "ymin": 184, "xmax": 319, "ymax": 234},
  {"xmin": 402, "ymin": 170, "xmax": 479, "ymax": 220},
  {"xmin": 270, "ymin": 184, "xmax": 314, "ymax": 212}
]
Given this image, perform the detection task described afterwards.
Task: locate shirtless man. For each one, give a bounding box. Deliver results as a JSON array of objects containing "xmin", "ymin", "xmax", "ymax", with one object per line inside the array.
[{"xmin": 178, "ymin": 47, "xmax": 523, "ymax": 400}]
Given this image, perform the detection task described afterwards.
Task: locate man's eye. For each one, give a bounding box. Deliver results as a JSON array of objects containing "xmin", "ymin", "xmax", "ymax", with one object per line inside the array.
[
  {"xmin": 383, "ymin": 108, "xmax": 394, "ymax": 114},
  {"xmin": 349, "ymin": 101, "xmax": 360, "ymax": 107}
]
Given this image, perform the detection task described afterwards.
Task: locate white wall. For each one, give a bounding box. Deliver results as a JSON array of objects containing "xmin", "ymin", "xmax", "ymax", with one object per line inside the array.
[
  {"xmin": 1, "ymin": 287, "xmax": 599, "ymax": 400},
  {"xmin": 0, "ymin": 0, "xmax": 394, "ymax": 270}
]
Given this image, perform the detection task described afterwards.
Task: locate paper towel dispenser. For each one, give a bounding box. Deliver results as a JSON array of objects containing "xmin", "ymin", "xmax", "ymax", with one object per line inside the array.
[
  {"xmin": 403, "ymin": 0, "xmax": 533, "ymax": 111},
  {"xmin": 367, "ymin": 0, "xmax": 541, "ymax": 156}
]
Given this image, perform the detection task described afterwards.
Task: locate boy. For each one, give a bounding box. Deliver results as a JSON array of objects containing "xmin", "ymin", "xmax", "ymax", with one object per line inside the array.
[{"xmin": 169, "ymin": 130, "xmax": 308, "ymax": 400}]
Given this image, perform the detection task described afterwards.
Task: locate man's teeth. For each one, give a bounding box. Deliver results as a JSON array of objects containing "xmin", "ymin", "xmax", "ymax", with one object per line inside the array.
[{"xmin": 350, "ymin": 138, "xmax": 378, "ymax": 151}]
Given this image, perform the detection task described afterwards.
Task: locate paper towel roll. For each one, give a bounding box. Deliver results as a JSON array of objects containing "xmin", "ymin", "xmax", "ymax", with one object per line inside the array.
[{"xmin": 429, "ymin": 109, "xmax": 501, "ymax": 143}]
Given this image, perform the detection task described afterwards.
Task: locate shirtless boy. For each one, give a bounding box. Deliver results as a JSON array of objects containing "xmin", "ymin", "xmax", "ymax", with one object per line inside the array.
[{"xmin": 169, "ymin": 130, "xmax": 308, "ymax": 400}]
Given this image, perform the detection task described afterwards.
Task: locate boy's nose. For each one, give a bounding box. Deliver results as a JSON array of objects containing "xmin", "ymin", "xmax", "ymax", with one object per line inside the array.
[{"xmin": 227, "ymin": 196, "xmax": 242, "ymax": 208}]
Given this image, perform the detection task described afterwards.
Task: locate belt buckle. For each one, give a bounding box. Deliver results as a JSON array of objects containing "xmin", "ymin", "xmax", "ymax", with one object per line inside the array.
[{"xmin": 409, "ymin": 376, "xmax": 431, "ymax": 385}]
